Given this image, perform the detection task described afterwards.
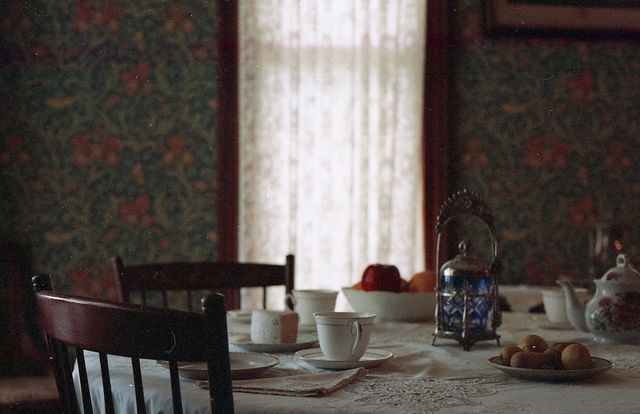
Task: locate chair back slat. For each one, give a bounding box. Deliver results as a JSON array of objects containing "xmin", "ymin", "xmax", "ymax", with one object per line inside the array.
[
  {"xmin": 112, "ymin": 255, "xmax": 295, "ymax": 311},
  {"xmin": 203, "ymin": 294, "xmax": 234, "ymax": 413},
  {"xmin": 99, "ymin": 353, "xmax": 115, "ymax": 414},
  {"xmin": 52, "ymin": 340, "xmax": 77, "ymax": 414},
  {"xmin": 130, "ymin": 357, "xmax": 146, "ymax": 413},
  {"xmin": 168, "ymin": 361, "xmax": 183, "ymax": 414},
  {"xmin": 33, "ymin": 273, "xmax": 235, "ymax": 414},
  {"xmin": 75, "ymin": 349, "xmax": 93, "ymax": 414}
]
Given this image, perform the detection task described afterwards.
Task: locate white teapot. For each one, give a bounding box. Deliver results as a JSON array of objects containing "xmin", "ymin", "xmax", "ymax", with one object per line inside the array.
[{"xmin": 557, "ymin": 254, "xmax": 640, "ymax": 344}]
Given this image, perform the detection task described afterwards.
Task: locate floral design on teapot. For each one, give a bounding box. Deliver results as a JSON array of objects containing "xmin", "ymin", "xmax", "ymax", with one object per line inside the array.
[{"xmin": 592, "ymin": 291, "xmax": 640, "ymax": 333}]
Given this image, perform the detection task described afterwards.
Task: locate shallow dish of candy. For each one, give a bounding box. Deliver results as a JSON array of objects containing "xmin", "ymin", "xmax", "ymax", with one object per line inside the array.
[
  {"xmin": 488, "ymin": 334, "xmax": 612, "ymax": 381},
  {"xmin": 342, "ymin": 264, "xmax": 436, "ymax": 322}
]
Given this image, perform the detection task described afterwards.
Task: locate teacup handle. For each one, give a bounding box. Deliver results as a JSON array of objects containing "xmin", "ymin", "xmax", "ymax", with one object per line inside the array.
[
  {"xmin": 285, "ymin": 293, "xmax": 296, "ymax": 311},
  {"xmin": 351, "ymin": 320, "xmax": 362, "ymax": 357}
]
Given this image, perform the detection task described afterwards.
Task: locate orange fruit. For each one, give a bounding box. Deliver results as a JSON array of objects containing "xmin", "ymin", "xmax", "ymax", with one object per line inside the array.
[
  {"xmin": 352, "ymin": 281, "xmax": 362, "ymax": 290},
  {"xmin": 561, "ymin": 343, "xmax": 591, "ymax": 370},
  {"xmin": 517, "ymin": 334, "xmax": 549, "ymax": 353},
  {"xmin": 408, "ymin": 270, "xmax": 437, "ymax": 293}
]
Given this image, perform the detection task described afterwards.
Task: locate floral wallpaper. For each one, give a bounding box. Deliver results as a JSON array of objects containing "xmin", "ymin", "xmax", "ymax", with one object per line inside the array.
[
  {"xmin": 450, "ymin": 0, "xmax": 640, "ymax": 286},
  {"xmin": 1, "ymin": 0, "xmax": 220, "ymax": 298},
  {"xmin": 2, "ymin": 0, "xmax": 639, "ymax": 299}
]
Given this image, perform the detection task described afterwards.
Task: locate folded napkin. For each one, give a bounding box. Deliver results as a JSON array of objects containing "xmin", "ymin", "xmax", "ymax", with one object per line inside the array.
[{"xmin": 198, "ymin": 367, "xmax": 366, "ymax": 397}]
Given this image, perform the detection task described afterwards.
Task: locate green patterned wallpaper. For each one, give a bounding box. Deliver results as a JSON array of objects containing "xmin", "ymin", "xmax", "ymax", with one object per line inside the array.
[
  {"xmin": 2, "ymin": 0, "xmax": 639, "ymax": 297},
  {"xmin": 1, "ymin": 0, "xmax": 220, "ymax": 298},
  {"xmin": 450, "ymin": 0, "xmax": 640, "ymax": 285}
]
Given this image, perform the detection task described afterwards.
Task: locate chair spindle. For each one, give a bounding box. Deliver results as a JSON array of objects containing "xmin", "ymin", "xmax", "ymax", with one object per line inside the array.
[
  {"xmin": 169, "ymin": 360, "xmax": 184, "ymax": 414},
  {"xmin": 131, "ymin": 357, "xmax": 146, "ymax": 413},
  {"xmin": 76, "ymin": 349, "xmax": 94, "ymax": 413},
  {"xmin": 99, "ymin": 353, "xmax": 114, "ymax": 414}
]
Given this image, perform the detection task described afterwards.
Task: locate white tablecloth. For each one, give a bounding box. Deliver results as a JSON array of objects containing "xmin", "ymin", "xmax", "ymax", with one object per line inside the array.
[{"xmin": 75, "ymin": 312, "xmax": 640, "ymax": 413}]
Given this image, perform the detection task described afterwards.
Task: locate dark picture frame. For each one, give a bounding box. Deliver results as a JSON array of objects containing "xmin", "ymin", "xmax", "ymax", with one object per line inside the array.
[{"xmin": 486, "ymin": 1, "xmax": 640, "ymax": 35}]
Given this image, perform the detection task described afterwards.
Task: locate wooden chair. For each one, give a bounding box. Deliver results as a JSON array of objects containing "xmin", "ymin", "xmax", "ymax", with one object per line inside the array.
[
  {"xmin": 32, "ymin": 273, "xmax": 234, "ymax": 414},
  {"xmin": 0, "ymin": 242, "xmax": 61, "ymax": 413},
  {"xmin": 112, "ymin": 254, "xmax": 295, "ymax": 310}
]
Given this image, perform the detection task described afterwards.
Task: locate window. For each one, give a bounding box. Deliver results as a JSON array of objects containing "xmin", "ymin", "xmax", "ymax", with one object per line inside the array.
[{"xmin": 238, "ymin": 0, "xmax": 427, "ymax": 304}]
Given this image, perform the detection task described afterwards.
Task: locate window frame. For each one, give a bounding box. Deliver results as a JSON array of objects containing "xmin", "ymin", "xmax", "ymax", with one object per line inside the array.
[{"xmin": 217, "ymin": 0, "xmax": 452, "ymax": 270}]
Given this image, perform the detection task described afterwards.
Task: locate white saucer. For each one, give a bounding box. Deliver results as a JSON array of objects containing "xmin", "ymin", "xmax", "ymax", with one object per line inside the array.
[
  {"xmin": 229, "ymin": 333, "xmax": 318, "ymax": 353},
  {"xmin": 158, "ymin": 352, "xmax": 279, "ymax": 380},
  {"xmin": 295, "ymin": 348, "xmax": 393, "ymax": 370}
]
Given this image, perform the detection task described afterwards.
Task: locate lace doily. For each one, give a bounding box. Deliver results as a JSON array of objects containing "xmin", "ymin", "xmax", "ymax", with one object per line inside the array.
[
  {"xmin": 346, "ymin": 375, "xmax": 500, "ymax": 414},
  {"xmin": 609, "ymin": 355, "xmax": 640, "ymax": 377}
]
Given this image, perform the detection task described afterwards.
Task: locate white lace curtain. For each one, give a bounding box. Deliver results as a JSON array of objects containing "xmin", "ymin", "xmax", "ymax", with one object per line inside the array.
[{"xmin": 238, "ymin": 0, "xmax": 427, "ymax": 305}]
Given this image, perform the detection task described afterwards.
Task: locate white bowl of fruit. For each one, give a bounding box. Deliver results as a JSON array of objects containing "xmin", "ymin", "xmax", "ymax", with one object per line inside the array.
[{"xmin": 342, "ymin": 264, "xmax": 436, "ymax": 322}]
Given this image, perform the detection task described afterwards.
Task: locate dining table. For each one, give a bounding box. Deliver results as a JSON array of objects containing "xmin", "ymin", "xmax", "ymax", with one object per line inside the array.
[{"xmin": 74, "ymin": 309, "xmax": 640, "ymax": 413}]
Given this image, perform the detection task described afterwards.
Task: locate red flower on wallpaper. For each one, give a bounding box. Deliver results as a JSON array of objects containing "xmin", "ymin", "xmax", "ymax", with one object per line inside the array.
[
  {"xmin": 72, "ymin": 132, "xmax": 100, "ymax": 167},
  {"xmin": 604, "ymin": 141, "xmax": 631, "ymax": 171},
  {"xmin": 74, "ymin": 0, "xmax": 94, "ymax": 33},
  {"xmin": 162, "ymin": 135, "xmax": 195, "ymax": 167},
  {"xmin": 71, "ymin": 129, "xmax": 121, "ymax": 168},
  {"xmin": 74, "ymin": 0, "xmax": 123, "ymax": 34},
  {"xmin": 567, "ymin": 195, "xmax": 596, "ymax": 226},
  {"xmin": 121, "ymin": 61, "xmax": 154, "ymax": 96},
  {"xmin": 99, "ymin": 130, "xmax": 122, "ymax": 168},
  {"xmin": 525, "ymin": 133, "xmax": 571, "ymax": 169},
  {"xmin": 163, "ymin": 4, "xmax": 195, "ymax": 34},
  {"xmin": 70, "ymin": 261, "xmax": 118, "ymax": 299},
  {"xmin": 119, "ymin": 194, "xmax": 154, "ymax": 228},
  {"xmin": 98, "ymin": 0, "xmax": 124, "ymax": 34},
  {"xmin": 0, "ymin": 134, "xmax": 30, "ymax": 167},
  {"xmin": 566, "ymin": 72, "xmax": 597, "ymax": 102},
  {"xmin": 461, "ymin": 138, "xmax": 489, "ymax": 168},
  {"xmin": 524, "ymin": 259, "xmax": 571, "ymax": 286},
  {"xmin": 0, "ymin": 0, "xmax": 32, "ymax": 32}
]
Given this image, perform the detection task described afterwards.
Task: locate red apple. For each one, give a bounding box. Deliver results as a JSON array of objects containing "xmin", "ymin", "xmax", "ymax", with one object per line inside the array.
[{"xmin": 361, "ymin": 264, "xmax": 402, "ymax": 292}]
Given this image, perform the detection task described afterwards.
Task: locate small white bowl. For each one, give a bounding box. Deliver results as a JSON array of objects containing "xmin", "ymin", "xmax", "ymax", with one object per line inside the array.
[{"xmin": 342, "ymin": 288, "xmax": 435, "ymax": 322}]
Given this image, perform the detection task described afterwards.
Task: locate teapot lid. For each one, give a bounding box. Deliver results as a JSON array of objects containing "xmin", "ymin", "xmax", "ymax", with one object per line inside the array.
[{"xmin": 600, "ymin": 254, "xmax": 640, "ymax": 284}]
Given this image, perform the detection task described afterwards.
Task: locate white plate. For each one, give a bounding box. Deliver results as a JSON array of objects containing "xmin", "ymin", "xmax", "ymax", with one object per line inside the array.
[
  {"xmin": 158, "ymin": 352, "xmax": 279, "ymax": 380},
  {"xmin": 295, "ymin": 348, "xmax": 393, "ymax": 370},
  {"xmin": 227, "ymin": 310, "xmax": 252, "ymax": 324},
  {"xmin": 230, "ymin": 333, "xmax": 318, "ymax": 353},
  {"xmin": 488, "ymin": 356, "xmax": 612, "ymax": 381}
]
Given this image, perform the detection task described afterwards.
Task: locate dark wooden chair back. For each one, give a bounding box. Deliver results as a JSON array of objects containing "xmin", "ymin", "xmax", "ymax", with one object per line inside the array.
[
  {"xmin": 112, "ymin": 254, "xmax": 295, "ymax": 310},
  {"xmin": 1, "ymin": 241, "xmax": 50, "ymax": 377},
  {"xmin": 32, "ymin": 273, "xmax": 234, "ymax": 414}
]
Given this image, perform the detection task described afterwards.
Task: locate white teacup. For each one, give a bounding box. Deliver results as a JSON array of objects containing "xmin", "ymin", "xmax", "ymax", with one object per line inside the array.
[
  {"xmin": 285, "ymin": 289, "xmax": 338, "ymax": 326},
  {"xmin": 541, "ymin": 288, "xmax": 568, "ymax": 324},
  {"xmin": 313, "ymin": 312, "xmax": 375, "ymax": 361},
  {"xmin": 250, "ymin": 310, "xmax": 299, "ymax": 344}
]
